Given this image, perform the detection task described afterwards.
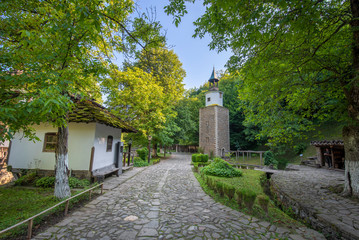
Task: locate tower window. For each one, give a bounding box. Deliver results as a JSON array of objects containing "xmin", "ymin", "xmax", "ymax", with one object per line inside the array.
[
  {"xmin": 219, "ymin": 92, "xmax": 222, "ymax": 98},
  {"xmin": 207, "ymin": 97, "xmax": 211, "ymax": 102},
  {"xmin": 206, "ymin": 137, "xmax": 209, "ymax": 143},
  {"xmin": 106, "ymin": 135, "xmax": 113, "ymax": 152}
]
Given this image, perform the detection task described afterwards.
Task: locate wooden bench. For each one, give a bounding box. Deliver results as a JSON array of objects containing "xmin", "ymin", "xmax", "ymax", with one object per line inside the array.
[{"xmin": 92, "ymin": 164, "xmax": 120, "ymax": 182}]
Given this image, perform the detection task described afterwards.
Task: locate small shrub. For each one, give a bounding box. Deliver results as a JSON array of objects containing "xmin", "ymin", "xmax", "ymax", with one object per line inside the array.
[
  {"xmin": 134, "ymin": 161, "xmax": 149, "ymax": 167},
  {"xmin": 202, "ymin": 154, "xmax": 209, "ymax": 162},
  {"xmin": 14, "ymin": 171, "xmax": 38, "ymax": 186},
  {"xmin": 216, "ymin": 181, "xmax": 224, "ymax": 196},
  {"xmin": 277, "ymin": 158, "xmax": 288, "ymax": 170},
  {"xmin": 223, "ymin": 183, "xmax": 236, "ymax": 199},
  {"xmin": 264, "ymin": 151, "xmax": 278, "ymax": 167},
  {"xmin": 294, "ymin": 143, "xmax": 307, "ymax": 155},
  {"xmin": 234, "ymin": 189, "xmax": 244, "ymax": 206},
  {"xmin": 257, "ymin": 194, "xmax": 270, "ymax": 213},
  {"xmin": 201, "ymin": 158, "xmax": 242, "ymax": 178},
  {"xmin": 242, "ymin": 189, "xmax": 257, "ymax": 210},
  {"xmin": 35, "ymin": 176, "xmax": 55, "ymax": 188},
  {"xmin": 152, "ymin": 158, "xmax": 160, "ymax": 164},
  {"xmin": 193, "ymin": 163, "xmax": 198, "ymax": 172},
  {"xmin": 192, "ymin": 154, "xmax": 209, "ymax": 163},
  {"xmin": 210, "ymin": 151, "xmax": 214, "ymax": 160},
  {"xmin": 134, "ymin": 157, "xmax": 143, "ymax": 163},
  {"xmin": 68, "ymin": 177, "xmax": 90, "ymax": 188},
  {"xmin": 136, "ymin": 147, "xmax": 149, "ymax": 161}
]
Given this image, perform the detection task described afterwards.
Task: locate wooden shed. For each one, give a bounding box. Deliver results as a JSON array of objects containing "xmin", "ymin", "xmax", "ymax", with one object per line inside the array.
[{"xmin": 310, "ymin": 140, "xmax": 345, "ymax": 169}]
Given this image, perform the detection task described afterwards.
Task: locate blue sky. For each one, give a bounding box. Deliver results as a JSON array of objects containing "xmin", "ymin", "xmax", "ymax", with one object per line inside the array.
[{"xmin": 131, "ymin": 0, "xmax": 232, "ymax": 89}]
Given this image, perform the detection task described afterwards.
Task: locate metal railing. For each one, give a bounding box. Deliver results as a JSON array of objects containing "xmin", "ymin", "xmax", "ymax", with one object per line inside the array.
[{"xmin": 0, "ymin": 183, "xmax": 104, "ymax": 239}]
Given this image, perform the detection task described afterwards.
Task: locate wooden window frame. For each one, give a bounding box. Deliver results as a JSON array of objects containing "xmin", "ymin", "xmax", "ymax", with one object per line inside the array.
[
  {"xmin": 43, "ymin": 133, "xmax": 57, "ymax": 152},
  {"xmin": 106, "ymin": 135, "xmax": 113, "ymax": 152}
]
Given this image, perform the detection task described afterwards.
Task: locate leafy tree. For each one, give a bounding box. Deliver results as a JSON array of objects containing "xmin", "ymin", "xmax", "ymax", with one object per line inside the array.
[
  {"xmin": 173, "ymin": 90, "xmax": 203, "ymax": 145},
  {"xmin": 218, "ymin": 73, "xmax": 262, "ymax": 150},
  {"xmin": 1, "ymin": 0, "xmax": 136, "ymax": 199},
  {"xmin": 103, "ymin": 67, "xmax": 166, "ymax": 137},
  {"xmin": 165, "ymin": 0, "xmax": 359, "ymax": 197}
]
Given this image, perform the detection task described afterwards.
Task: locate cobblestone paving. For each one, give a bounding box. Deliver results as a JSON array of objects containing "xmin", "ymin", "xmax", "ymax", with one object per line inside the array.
[
  {"xmin": 271, "ymin": 165, "xmax": 359, "ymax": 239},
  {"xmin": 34, "ymin": 154, "xmax": 325, "ymax": 240}
]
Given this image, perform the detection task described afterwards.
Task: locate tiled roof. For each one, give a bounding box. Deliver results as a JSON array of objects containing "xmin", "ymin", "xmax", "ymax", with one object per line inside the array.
[
  {"xmin": 310, "ymin": 140, "xmax": 344, "ymax": 146},
  {"xmin": 68, "ymin": 97, "xmax": 137, "ymax": 133}
]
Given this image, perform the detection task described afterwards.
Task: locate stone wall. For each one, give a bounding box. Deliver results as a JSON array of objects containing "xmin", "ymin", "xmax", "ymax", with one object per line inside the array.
[
  {"xmin": 271, "ymin": 178, "xmax": 353, "ymax": 240},
  {"xmin": 199, "ymin": 105, "xmax": 230, "ymax": 156},
  {"xmin": 199, "ymin": 106, "xmax": 216, "ymax": 156}
]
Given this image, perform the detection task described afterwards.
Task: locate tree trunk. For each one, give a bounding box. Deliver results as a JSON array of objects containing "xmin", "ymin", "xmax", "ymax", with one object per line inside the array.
[
  {"xmin": 54, "ymin": 125, "xmax": 71, "ymax": 199},
  {"xmin": 343, "ymin": 126, "xmax": 359, "ymax": 196},
  {"xmin": 153, "ymin": 142, "xmax": 158, "ymax": 157},
  {"xmin": 148, "ymin": 139, "xmax": 151, "ymax": 163},
  {"xmin": 343, "ymin": 0, "xmax": 359, "ymax": 197}
]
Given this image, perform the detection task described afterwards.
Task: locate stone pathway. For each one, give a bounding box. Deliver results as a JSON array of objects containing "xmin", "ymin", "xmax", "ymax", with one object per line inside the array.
[
  {"xmin": 34, "ymin": 154, "xmax": 324, "ymax": 240},
  {"xmin": 271, "ymin": 165, "xmax": 359, "ymax": 240}
]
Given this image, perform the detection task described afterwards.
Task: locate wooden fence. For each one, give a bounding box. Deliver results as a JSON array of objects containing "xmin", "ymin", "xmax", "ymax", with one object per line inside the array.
[
  {"xmin": 226, "ymin": 150, "xmax": 266, "ymax": 166},
  {"xmin": 0, "ymin": 183, "xmax": 104, "ymax": 239}
]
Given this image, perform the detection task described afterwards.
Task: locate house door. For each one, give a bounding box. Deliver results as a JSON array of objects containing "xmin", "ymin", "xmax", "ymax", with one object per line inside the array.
[{"xmin": 114, "ymin": 142, "xmax": 123, "ymax": 170}]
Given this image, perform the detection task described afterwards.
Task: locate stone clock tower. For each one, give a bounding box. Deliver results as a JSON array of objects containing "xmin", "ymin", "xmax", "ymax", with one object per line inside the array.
[{"xmin": 199, "ymin": 68, "xmax": 230, "ymax": 157}]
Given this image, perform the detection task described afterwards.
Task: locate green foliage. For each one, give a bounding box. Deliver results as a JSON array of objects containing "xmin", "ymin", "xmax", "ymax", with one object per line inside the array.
[
  {"xmin": 35, "ymin": 176, "xmax": 56, "ymax": 188},
  {"xmin": 235, "ymin": 189, "xmax": 244, "ymax": 206},
  {"xmin": 173, "ymin": 92, "xmax": 203, "ymax": 145},
  {"xmin": 14, "ymin": 172, "xmax": 38, "ymax": 186},
  {"xmin": 0, "ymin": 0, "xmax": 136, "ymax": 142},
  {"xmin": 191, "ymin": 153, "xmax": 209, "ymax": 163},
  {"xmin": 242, "ymin": 189, "xmax": 257, "ymax": 210},
  {"xmin": 263, "ymin": 151, "xmax": 278, "ymax": 167},
  {"xmin": 165, "ymin": 0, "xmax": 354, "ymax": 148},
  {"xmin": 201, "ymin": 158, "xmax": 242, "ymax": 178},
  {"xmin": 136, "ymin": 148, "xmax": 149, "ymax": 161},
  {"xmin": 257, "ymin": 194, "xmax": 270, "ymax": 213},
  {"xmin": 134, "ymin": 161, "xmax": 149, "ymax": 167},
  {"xmin": 194, "ymin": 169, "xmax": 305, "ymax": 229},
  {"xmin": 215, "ymin": 181, "xmax": 224, "ymax": 196},
  {"xmin": 223, "ymin": 183, "xmax": 235, "ymax": 199},
  {"xmin": 277, "ymin": 158, "xmax": 289, "ymax": 170},
  {"xmin": 293, "ymin": 143, "xmax": 307, "ymax": 155},
  {"xmin": 133, "ymin": 157, "xmax": 149, "ymax": 167},
  {"xmin": 152, "ymin": 159, "xmax": 160, "ymax": 164},
  {"xmin": 68, "ymin": 177, "xmax": 90, "ymax": 188},
  {"xmin": 0, "ymin": 187, "xmax": 59, "ymax": 238}
]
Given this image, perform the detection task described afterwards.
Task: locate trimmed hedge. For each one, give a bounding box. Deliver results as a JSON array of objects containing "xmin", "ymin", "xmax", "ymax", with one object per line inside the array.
[
  {"xmin": 200, "ymin": 158, "xmax": 242, "ymax": 178},
  {"xmin": 257, "ymin": 194, "xmax": 270, "ymax": 213},
  {"xmin": 242, "ymin": 189, "xmax": 257, "ymax": 210},
  {"xmin": 191, "ymin": 154, "xmax": 209, "ymax": 163}
]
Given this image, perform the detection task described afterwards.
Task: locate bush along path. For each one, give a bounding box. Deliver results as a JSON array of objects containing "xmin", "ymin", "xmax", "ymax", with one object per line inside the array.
[{"xmin": 33, "ymin": 154, "xmax": 324, "ymax": 240}]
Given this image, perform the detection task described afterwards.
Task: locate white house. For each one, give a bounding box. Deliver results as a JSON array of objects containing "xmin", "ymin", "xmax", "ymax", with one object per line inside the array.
[{"xmin": 7, "ymin": 97, "xmax": 137, "ymax": 179}]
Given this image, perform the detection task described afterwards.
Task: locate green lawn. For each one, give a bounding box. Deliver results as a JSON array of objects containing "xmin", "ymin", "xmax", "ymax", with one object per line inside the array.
[
  {"xmin": 228, "ymin": 155, "xmax": 263, "ymax": 166},
  {"xmin": 0, "ymin": 187, "xmax": 59, "ymax": 238},
  {"xmin": 194, "ymin": 169, "xmax": 305, "ymax": 230},
  {"xmin": 0, "ymin": 186, "xmax": 96, "ymax": 239}
]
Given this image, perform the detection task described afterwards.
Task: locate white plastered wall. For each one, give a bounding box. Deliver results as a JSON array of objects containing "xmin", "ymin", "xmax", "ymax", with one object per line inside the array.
[
  {"xmin": 8, "ymin": 122, "xmax": 96, "ymax": 171},
  {"xmin": 205, "ymin": 90, "xmax": 223, "ymax": 107},
  {"xmin": 92, "ymin": 123, "xmax": 122, "ymax": 171}
]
